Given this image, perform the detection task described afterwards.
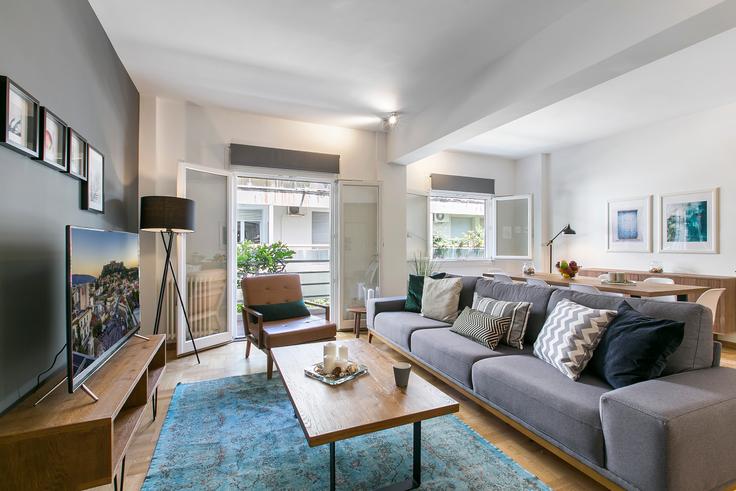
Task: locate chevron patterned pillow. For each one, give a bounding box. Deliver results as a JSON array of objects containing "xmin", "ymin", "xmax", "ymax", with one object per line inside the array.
[
  {"xmin": 450, "ymin": 307, "xmax": 512, "ymax": 349},
  {"xmin": 472, "ymin": 294, "xmax": 532, "ymax": 349},
  {"xmin": 533, "ymin": 299, "xmax": 617, "ymax": 380}
]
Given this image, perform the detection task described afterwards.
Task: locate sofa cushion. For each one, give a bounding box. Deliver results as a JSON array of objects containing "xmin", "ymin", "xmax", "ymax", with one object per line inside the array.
[
  {"xmin": 262, "ymin": 316, "xmax": 336, "ymax": 348},
  {"xmin": 411, "ymin": 328, "xmax": 525, "ymax": 388},
  {"xmin": 534, "ymin": 299, "xmax": 616, "ymax": 380},
  {"xmin": 450, "ymin": 307, "xmax": 511, "ymax": 349},
  {"xmin": 472, "ymin": 355, "xmax": 611, "ymax": 466},
  {"xmin": 473, "ymin": 294, "xmax": 532, "ymax": 349},
  {"xmin": 588, "ymin": 301, "xmax": 685, "ymax": 388},
  {"xmin": 373, "ymin": 311, "xmax": 450, "ymax": 350},
  {"xmin": 421, "ymin": 277, "xmax": 463, "ymax": 322},
  {"xmin": 405, "ymin": 273, "xmax": 446, "ymax": 313},
  {"xmin": 474, "ymin": 279, "xmax": 553, "ymax": 344},
  {"xmin": 548, "ymin": 289, "xmax": 713, "ymax": 374},
  {"xmin": 446, "ymin": 274, "xmax": 481, "ymax": 309}
]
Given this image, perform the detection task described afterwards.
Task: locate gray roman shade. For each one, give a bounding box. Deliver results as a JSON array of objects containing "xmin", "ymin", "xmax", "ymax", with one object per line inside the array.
[
  {"xmin": 230, "ymin": 144, "xmax": 340, "ymax": 174},
  {"xmin": 430, "ymin": 173, "xmax": 495, "ymax": 194}
]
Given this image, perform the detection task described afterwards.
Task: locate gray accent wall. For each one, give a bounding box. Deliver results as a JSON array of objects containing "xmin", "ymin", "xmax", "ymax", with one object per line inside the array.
[{"xmin": 0, "ymin": 0, "xmax": 139, "ymax": 412}]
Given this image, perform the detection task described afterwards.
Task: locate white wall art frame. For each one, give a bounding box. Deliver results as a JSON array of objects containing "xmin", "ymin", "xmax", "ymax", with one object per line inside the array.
[
  {"xmin": 659, "ymin": 188, "xmax": 718, "ymax": 254},
  {"xmin": 606, "ymin": 196, "xmax": 651, "ymax": 253}
]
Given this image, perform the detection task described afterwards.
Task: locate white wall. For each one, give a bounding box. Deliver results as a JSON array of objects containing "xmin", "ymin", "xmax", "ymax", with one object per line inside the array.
[
  {"xmin": 548, "ymin": 101, "xmax": 736, "ymax": 276},
  {"xmin": 406, "ymin": 150, "xmax": 524, "ymax": 276},
  {"xmin": 139, "ymin": 96, "xmax": 406, "ymax": 331},
  {"xmin": 515, "ymin": 154, "xmax": 550, "ymax": 272}
]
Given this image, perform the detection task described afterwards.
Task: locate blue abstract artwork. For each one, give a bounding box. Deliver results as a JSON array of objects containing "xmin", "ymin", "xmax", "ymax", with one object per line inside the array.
[
  {"xmin": 616, "ymin": 209, "xmax": 639, "ymax": 240},
  {"xmin": 666, "ymin": 200, "xmax": 708, "ymax": 243}
]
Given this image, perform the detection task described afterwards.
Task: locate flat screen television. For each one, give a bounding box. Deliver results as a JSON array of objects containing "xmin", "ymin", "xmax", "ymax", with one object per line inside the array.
[{"xmin": 66, "ymin": 226, "xmax": 141, "ymax": 393}]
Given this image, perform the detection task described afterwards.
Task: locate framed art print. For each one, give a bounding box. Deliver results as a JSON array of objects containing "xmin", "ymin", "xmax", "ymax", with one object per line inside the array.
[
  {"xmin": 660, "ymin": 189, "xmax": 718, "ymax": 253},
  {"xmin": 1, "ymin": 76, "xmax": 40, "ymax": 158},
  {"xmin": 67, "ymin": 128, "xmax": 87, "ymax": 180},
  {"xmin": 83, "ymin": 144, "xmax": 104, "ymax": 213},
  {"xmin": 37, "ymin": 107, "xmax": 67, "ymax": 171},
  {"xmin": 607, "ymin": 196, "xmax": 651, "ymax": 252}
]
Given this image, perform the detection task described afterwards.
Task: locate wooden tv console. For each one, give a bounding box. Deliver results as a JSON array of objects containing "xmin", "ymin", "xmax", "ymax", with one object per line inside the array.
[{"xmin": 0, "ymin": 334, "xmax": 166, "ymax": 490}]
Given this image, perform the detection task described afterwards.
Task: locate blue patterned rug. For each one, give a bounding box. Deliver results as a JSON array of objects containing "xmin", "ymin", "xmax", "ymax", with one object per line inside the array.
[{"xmin": 142, "ymin": 373, "xmax": 549, "ymax": 490}]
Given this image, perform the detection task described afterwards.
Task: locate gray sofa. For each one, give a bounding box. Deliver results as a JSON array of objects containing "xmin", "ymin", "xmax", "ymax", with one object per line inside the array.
[{"xmin": 367, "ymin": 277, "xmax": 736, "ymax": 491}]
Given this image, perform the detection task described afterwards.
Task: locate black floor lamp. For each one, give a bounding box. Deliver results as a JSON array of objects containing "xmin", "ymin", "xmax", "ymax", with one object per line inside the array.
[
  {"xmin": 545, "ymin": 224, "xmax": 575, "ymax": 273},
  {"xmin": 140, "ymin": 196, "xmax": 200, "ymax": 364}
]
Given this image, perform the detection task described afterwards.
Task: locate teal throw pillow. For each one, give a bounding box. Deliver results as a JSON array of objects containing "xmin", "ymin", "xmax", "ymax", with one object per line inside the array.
[{"xmin": 249, "ymin": 299, "xmax": 311, "ymax": 322}]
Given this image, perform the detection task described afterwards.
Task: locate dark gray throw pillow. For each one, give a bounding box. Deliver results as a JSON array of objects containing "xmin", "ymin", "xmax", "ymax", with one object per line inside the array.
[
  {"xmin": 588, "ymin": 301, "xmax": 685, "ymax": 388},
  {"xmin": 450, "ymin": 307, "xmax": 511, "ymax": 349}
]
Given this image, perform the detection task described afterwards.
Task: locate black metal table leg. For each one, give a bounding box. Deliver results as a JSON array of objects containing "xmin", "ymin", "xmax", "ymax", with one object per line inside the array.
[
  {"xmin": 152, "ymin": 387, "xmax": 158, "ymax": 420},
  {"xmin": 677, "ymin": 294, "xmax": 688, "ymax": 301},
  {"xmin": 413, "ymin": 421, "xmax": 421, "ymax": 487},
  {"xmin": 330, "ymin": 441, "xmax": 336, "ymax": 491}
]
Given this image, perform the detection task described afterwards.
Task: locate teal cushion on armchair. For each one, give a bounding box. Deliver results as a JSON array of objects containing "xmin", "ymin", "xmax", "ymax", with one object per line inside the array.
[{"xmin": 250, "ymin": 300, "xmax": 311, "ymax": 322}]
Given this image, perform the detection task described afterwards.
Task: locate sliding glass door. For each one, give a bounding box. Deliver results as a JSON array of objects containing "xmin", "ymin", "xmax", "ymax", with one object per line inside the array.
[{"xmin": 176, "ymin": 163, "xmax": 235, "ymax": 356}]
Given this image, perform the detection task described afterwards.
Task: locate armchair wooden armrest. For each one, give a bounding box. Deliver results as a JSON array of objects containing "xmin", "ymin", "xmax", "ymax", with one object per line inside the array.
[
  {"xmin": 304, "ymin": 301, "xmax": 330, "ymax": 322},
  {"xmin": 242, "ymin": 306, "xmax": 264, "ymax": 347}
]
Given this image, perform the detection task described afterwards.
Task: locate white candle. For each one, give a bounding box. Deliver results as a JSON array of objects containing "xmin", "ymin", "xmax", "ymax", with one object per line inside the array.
[
  {"xmin": 324, "ymin": 342, "xmax": 336, "ymax": 358},
  {"xmin": 338, "ymin": 345, "xmax": 348, "ymax": 361},
  {"xmin": 323, "ymin": 354, "xmax": 336, "ymax": 373},
  {"xmin": 334, "ymin": 358, "xmax": 348, "ymax": 371}
]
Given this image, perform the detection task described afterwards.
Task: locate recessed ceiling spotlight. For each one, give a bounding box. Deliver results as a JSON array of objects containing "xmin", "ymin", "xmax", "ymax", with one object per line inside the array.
[{"xmin": 382, "ymin": 112, "xmax": 399, "ymax": 131}]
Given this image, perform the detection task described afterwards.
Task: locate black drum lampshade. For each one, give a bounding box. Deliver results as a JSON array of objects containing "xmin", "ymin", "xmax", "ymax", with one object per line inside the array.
[{"xmin": 140, "ymin": 196, "xmax": 195, "ymax": 233}]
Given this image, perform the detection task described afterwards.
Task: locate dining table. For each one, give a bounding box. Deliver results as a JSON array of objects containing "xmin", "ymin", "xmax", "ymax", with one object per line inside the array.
[{"xmin": 482, "ymin": 271, "xmax": 710, "ymax": 301}]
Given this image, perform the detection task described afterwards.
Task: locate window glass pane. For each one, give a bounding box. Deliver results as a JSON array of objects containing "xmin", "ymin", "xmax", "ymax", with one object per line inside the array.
[
  {"xmin": 407, "ymin": 193, "xmax": 428, "ymax": 259},
  {"xmin": 495, "ymin": 197, "xmax": 530, "ymax": 257},
  {"xmin": 311, "ymin": 211, "xmax": 330, "ymax": 244},
  {"xmin": 431, "ymin": 196, "xmax": 486, "ymax": 259}
]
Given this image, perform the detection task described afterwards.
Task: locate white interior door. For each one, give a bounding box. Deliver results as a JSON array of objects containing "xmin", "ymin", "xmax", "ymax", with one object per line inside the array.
[
  {"xmin": 176, "ymin": 163, "xmax": 235, "ymax": 355},
  {"xmin": 333, "ymin": 181, "xmax": 381, "ymax": 330},
  {"xmin": 492, "ymin": 194, "xmax": 533, "ymax": 260}
]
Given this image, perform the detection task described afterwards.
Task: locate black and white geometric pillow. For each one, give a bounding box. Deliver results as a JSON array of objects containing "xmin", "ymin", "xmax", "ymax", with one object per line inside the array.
[
  {"xmin": 450, "ymin": 307, "xmax": 512, "ymax": 350},
  {"xmin": 533, "ymin": 299, "xmax": 617, "ymax": 380},
  {"xmin": 473, "ymin": 294, "xmax": 532, "ymax": 349}
]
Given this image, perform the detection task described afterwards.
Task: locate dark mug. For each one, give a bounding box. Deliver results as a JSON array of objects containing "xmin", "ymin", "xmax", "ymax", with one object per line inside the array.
[{"xmin": 393, "ymin": 362, "xmax": 412, "ymax": 388}]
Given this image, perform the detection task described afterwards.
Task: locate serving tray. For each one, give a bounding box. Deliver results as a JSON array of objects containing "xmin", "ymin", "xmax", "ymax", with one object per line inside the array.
[{"xmin": 304, "ymin": 361, "xmax": 368, "ymax": 386}]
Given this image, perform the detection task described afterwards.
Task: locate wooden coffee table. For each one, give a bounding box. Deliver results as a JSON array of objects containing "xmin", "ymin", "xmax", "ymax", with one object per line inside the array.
[{"xmin": 271, "ymin": 340, "xmax": 459, "ymax": 490}]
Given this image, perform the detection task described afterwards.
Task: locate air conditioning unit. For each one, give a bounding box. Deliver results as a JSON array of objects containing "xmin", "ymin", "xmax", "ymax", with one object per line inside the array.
[
  {"xmin": 287, "ymin": 206, "xmax": 304, "ymax": 216},
  {"xmin": 433, "ymin": 213, "xmax": 449, "ymax": 223}
]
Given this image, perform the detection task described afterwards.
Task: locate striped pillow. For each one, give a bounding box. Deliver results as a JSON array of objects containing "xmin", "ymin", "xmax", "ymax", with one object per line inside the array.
[
  {"xmin": 450, "ymin": 307, "xmax": 511, "ymax": 349},
  {"xmin": 472, "ymin": 293, "xmax": 532, "ymax": 349}
]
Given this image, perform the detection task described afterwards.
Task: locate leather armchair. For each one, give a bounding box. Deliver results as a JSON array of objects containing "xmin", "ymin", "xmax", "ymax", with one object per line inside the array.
[{"xmin": 241, "ymin": 273, "xmax": 336, "ymax": 378}]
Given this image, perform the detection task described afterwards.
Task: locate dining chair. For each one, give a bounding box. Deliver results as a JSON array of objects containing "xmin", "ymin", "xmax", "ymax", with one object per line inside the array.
[
  {"xmin": 570, "ymin": 283, "xmax": 624, "ymax": 297},
  {"xmin": 493, "ymin": 273, "xmax": 514, "ymax": 284},
  {"xmin": 643, "ymin": 277, "xmax": 677, "ymax": 302},
  {"xmin": 598, "ymin": 274, "xmax": 610, "ymax": 281},
  {"xmin": 696, "ymin": 288, "xmax": 726, "ymax": 330},
  {"xmin": 526, "ymin": 278, "xmax": 549, "ymax": 287}
]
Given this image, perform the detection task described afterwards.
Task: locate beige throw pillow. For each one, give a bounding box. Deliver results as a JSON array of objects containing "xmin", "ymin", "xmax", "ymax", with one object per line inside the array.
[{"xmin": 421, "ymin": 277, "xmax": 463, "ymax": 322}]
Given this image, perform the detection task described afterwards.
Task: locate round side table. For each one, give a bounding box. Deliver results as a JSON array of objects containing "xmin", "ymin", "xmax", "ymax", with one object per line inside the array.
[{"xmin": 347, "ymin": 306, "xmax": 367, "ymax": 338}]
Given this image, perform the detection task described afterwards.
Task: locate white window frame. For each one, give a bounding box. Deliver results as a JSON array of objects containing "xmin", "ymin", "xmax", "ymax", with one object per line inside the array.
[{"xmin": 429, "ymin": 190, "xmax": 494, "ymax": 262}]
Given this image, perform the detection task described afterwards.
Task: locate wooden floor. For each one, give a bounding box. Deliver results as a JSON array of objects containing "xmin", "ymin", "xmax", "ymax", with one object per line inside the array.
[{"xmin": 92, "ymin": 337, "xmax": 736, "ymax": 491}]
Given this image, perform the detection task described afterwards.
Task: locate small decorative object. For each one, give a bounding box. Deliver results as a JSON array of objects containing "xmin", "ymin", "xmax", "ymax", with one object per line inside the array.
[
  {"xmin": 83, "ymin": 144, "xmax": 104, "ymax": 213},
  {"xmin": 36, "ymin": 107, "xmax": 67, "ymax": 171},
  {"xmin": 660, "ymin": 189, "xmax": 718, "ymax": 254},
  {"xmin": 522, "ymin": 262, "xmax": 535, "ymax": 275},
  {"xmin": 608, "ymin": 272, "xmax": 628, "ymax": 283},
  {"xmin": 338, "ymin": 344, "xmax": 348, "ymax": 361},
  {"xmin": 607, "ymin": 196, "xmax": 652, "ymax": 252},
  {"xmin": 1, "ymin": 76, "xmax": 39, "ymax": 158},
  {"xmin": 393, "ymin": 362, "xmax": 412, "ymax": 388},
  {"xmin": 67, "ymin": 128, "xmax": 87, "ymax": 180},
  {"xmin": 649, "ymin": 261, "xmax": 664, "ymax": 274},
  {"xmin": 305, "ymin": 360, "xmax": 368, "ymax": 385},
  {"xmin": 555, "ymin": 260, "xmax": 580, "ymax": 279}
]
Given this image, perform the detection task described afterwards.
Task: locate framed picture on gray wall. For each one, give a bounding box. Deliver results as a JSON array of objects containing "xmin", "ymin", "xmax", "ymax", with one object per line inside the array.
[
  {"xmin": 83, "ymin": 144, "xmax": 104, "ymax": 213},
  {"xmin": 660, "ymin": 189, "xmax": 718, "ymax": 254},
  {"xmin": 606, "ymin": 196, "xmax": 652, "ymax": 252},
  {"xmin": 66, "ymin": 128, "xmax": 87, "ymax": 180},
  {"xmin": 36, "ymin": 107, "xmax": 67, "ymax": 171},
  {"xmin": 1, "ymin": 76, "xmax": 40, "ymax": 158}
]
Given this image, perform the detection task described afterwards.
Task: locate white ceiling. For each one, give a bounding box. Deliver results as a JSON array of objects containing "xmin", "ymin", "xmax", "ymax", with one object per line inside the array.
[
  {"xmin": 451, "ymin": 26, "xmax": 736, "ymax": 159},
  {"xmin": 89, "ymin": 0, "xmax": 583, "ymax": 130}
]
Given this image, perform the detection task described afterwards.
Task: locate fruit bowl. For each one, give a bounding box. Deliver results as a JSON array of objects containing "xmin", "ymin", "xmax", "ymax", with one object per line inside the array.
[{"xmin": 555, "ymin": 260, "xmax": 580, "ymax": 279}]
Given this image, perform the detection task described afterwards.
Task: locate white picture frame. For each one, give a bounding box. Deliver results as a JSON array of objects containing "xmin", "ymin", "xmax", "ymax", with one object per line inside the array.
[
  {"xmin": 659, "ymin": 188, "xmax": 718, "ymax": 254},
  {"xmin": 607, "ymin": 196, "xmax": 651, "ymax": 252}
]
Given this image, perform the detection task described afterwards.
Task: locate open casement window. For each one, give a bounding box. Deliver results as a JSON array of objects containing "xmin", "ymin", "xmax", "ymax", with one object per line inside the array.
[{"xmin": 492, "ymin": 194, "xmax": 533, "ymax": 259}]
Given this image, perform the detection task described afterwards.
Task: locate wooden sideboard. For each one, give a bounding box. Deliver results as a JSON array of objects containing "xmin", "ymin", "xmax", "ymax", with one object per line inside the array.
[
  {"xmin": 0, "ymin": 334, "xmax": 166, "ymax": 490},
  {"xmin": 579, "ymin": 268, "xmax": 736, "ymax": 335}
]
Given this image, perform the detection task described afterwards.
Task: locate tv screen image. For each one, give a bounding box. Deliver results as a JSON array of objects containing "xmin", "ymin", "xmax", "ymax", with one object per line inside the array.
[{"xmin": 67, "ymin": 226, "xmax": 140, "ymax": 392}]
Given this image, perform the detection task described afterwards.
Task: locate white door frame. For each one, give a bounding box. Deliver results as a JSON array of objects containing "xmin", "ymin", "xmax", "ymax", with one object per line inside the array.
[
  {"xmin": 333, "ymin": 180, "xmax": 382, "ymax": 330},
  {"xmin": 176, "ymin": 161, "xmax": 236, "ymax": 355}
]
